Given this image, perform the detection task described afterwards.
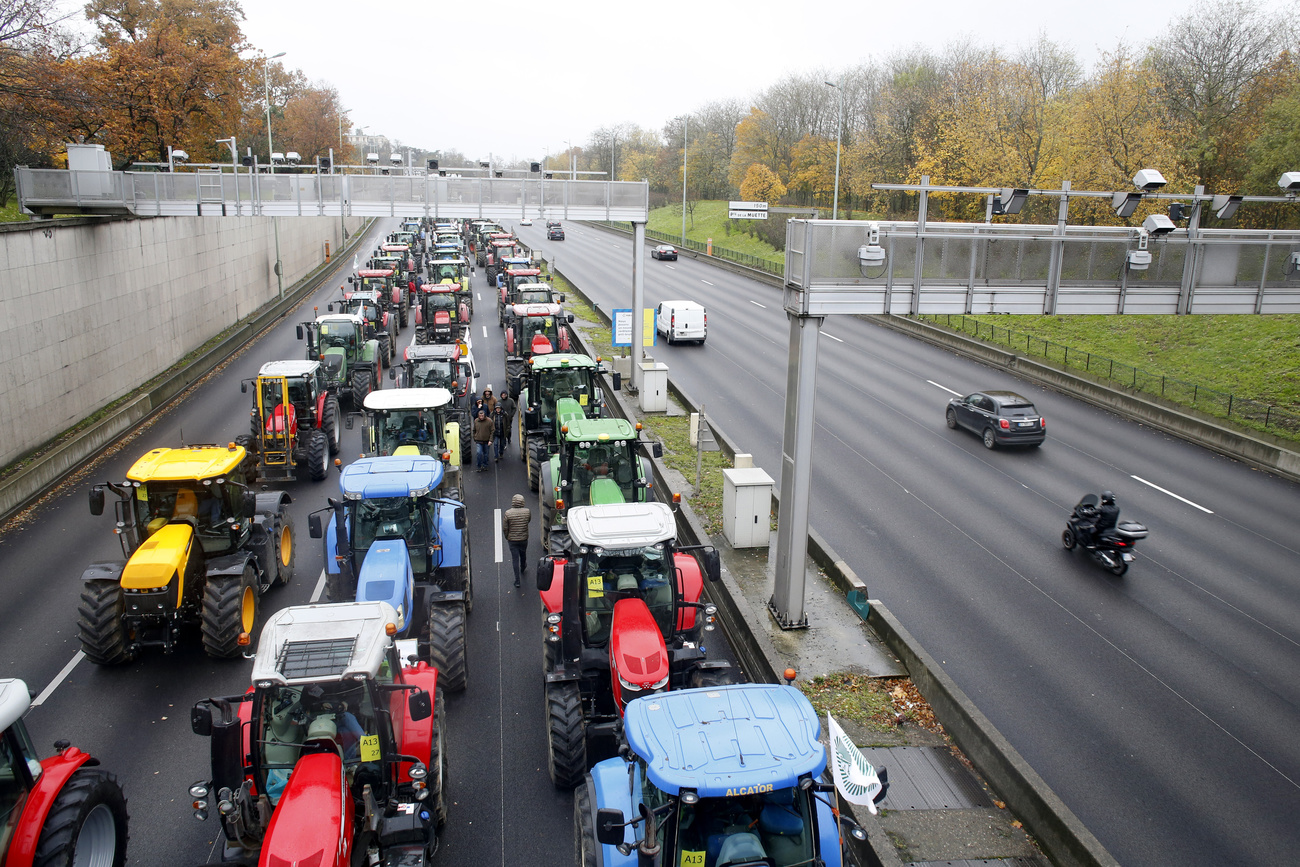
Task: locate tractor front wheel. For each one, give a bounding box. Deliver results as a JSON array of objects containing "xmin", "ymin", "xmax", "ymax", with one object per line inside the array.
[
  {"xmin": 527, "ymin": 436, "xmax": 546, "ymax": 492},
  {"xmin": 321, "ymin": 397, "xmax": 341, "ymax": 456},
  {"xmin": 273, "ymin": 512, "xmax": 295, "ymax": 587},
  {"xmin": 201, "ymin": 565, "xmax": 258, "ymax": 658},
  {"xmin": 77, "ymin": 581, "xmax": 136, "ymax": 666},
  {"xmin": 546, "ymin": 682, "xmax": 586, "ymax": 789},
  {"xmin": 428, "ymin": 686, "xmax": 448, "ymax": 828},
  {"xmin": 427, "ymin": 601, "xmax": 468, "ymax": 693},
  {"xmin": 31, "ymin": 767, "xmax": 128, "ymax": 867},
  {"xmin": 377, "ymin": 332, "xmax": 392, "ymax": 368},
  {"xmin": 574, "ymin": 780, "xmax": 598, "ymax": 867},
  {"xmin": 351, "ymin": 368, "xmax": 372, "ymax": 410}
]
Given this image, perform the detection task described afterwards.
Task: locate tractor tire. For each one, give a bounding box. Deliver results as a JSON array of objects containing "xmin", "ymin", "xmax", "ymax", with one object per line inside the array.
[
  {"xmin": 31, "ymin": 766, "xmax": 129, "ymax": 867},
  {"xmin": 234, "ymin": 433, "xmax": 257, "ymax": 456},
  {"xmin": 527, "ymin": 436, "xmax": 546, "ymax": 493},
  {"xmin": 306, "ymin": 430, "xmax": 330, "ymax": 482},
  {"xmin": 574, "ymin": 780, "xmax": 598, "ymax": 867},
  {"xmin": 399, "ymin": 299, "xmax": 409, "ymax": 329},
  {"xmin": 687, "ymin": 664, "xmax": 740, "ymax": 689},
  {"xmin": 427, "ymin": 601, "xmax": 468, "ymax": 693},
  {"xmin": 428, "ymin": 686, "xmax": 449, "ymax": 828},
  {"xmin": 506, "ymin": 361, "xmax": 525, "ymax": 399},
  {"xmin": 377, "ymin": 332, "xmax": 392, "ymax": 368},
  {"xmin": 539, "ymin": 462, "xmax": 555, "ymax": 550},
  {"xmin": 460, "ymin": 535, "xmax": 474, "ymax": 615},
  {"xmin": 321, "ymin": 397, "xmax": 341, "ymax": 457},
  {"xmin": 351, "ymin": 368, "xmax": 372, "ymax": 410},
  {"xmin": 201, "ymin": 565, "xmax": 258, "ymax": 659},
  {"xmin": 273, "ymin": 512, "xmax": 295, "ymax": 587},
  {"xmin": 77, "ymin": 581, "xmax": 136, "ymax": 666},
  {"xmin": 1062, "ymin": 528, "xmax": 1077, "ymax": 550},
  {"xmin": 545, "ymin": 682, "xmax": 586, "ymax": 789},
  {"xmin": 460, "ymin": 423, "xmax": 473, "ymax": 465}
]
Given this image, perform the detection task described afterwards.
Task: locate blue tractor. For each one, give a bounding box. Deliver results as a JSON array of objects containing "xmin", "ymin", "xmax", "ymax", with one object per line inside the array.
[
  {"xmin": 308, "ymin": 454, "xmax": 471, "ymax": 691},
  {"xmin": 576, "ymin": 684, "xmax": 869, "ymax": 867}
]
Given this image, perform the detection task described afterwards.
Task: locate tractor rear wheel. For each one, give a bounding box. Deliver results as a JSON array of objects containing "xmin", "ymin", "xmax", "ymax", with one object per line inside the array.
[
  {"xmin": 399, "ymin": 299, "xmax": 409, "ymax": 328},
  {"xmin": 546, "ymin": 682, "xmax": 586, "ymax": 789},
  {"xmin": 273, "ymin": 512, "xmax": 295, "ymax": 587},
  {"xmin": 427, "ymin": 601, "xmax": 468, "ymax": 692},
  {"xmin": 428, "ymin": 686, "xmax": 448, "ymax": 828},
  {"xmin": 527, "ymin": 436, "xmax": 546, "ymax": 492},
  {"xmin": 573, "ymin": 780, "xmax": 598, "ymax": 867},
  {"xmin": 351, "ymin": 368, "xmax": 371, "ymax": 410},
  {"xmin": 78, "ymin": 581, "xmax": 136, "ymax": 665},
  {"xmin": 321, "ymin": 397, "xmax": 341, "ymax": 456},
  {"xmin": 506, "ymin": 361, "xmax": 525, "ymax": 398},
  {"xmin": 377, "ymin": 332, "xmax": 391, "ymax": 367},
  {"xmin": 234, "ymin": 433, "xmax": 257, "ymax": 456},
  {"xmin": 306, "ymin": 430, "xmax": 329, "ymax": 482},
  {"xmin": 31, "ymin": 767, "xmax": 128, "ymax": 867},
  {"xmin": 460, "ymin": 422, "xmax": 473, "ymax": 465},
  {"xmin": 201, "ymin": 565, "xmax": 258, "ymax": 658}
]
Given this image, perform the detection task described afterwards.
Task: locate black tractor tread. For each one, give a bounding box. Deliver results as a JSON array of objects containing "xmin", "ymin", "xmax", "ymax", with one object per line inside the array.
[
  {"xmin": 574, "ymin": 780, "xmax": 598, "ymax": 867},
  {"xmin": 545, "ymin": 682, "xmax": 586, "ymax": 789},
  {"xmin": 201, "ymin": 566, "xmax": 257, "ymax": 659},
  {"xmin": 351, "ymin": 368, "xmax": 372, "ymax": 410},
  {"xmin": 428, "ymin": 686, "xmax": 448, "ymax": 828},
  {"xmin": 234, "ymin": 433, "xmax": 257, "ymax": 455},
  {"xmin": 459, "ymin": 424, "xmax": 473, "ymax": 465},
  {"xmin": 527, "ymin": 437, "xmax": 546, "ymax": 492},
  {"xmin": 32, "ymin": 766, "xmax": 129, "ymax": 867},
  {"xmin": 77, "ymin": 581, "xmax": 135, "ymax": 665},
  {"xmin": 306, "ymin": 430, "xmax": 329, "ymax": 482},
  {"xmin": 687, "ymin": 665, "xmax": 742, "ymax": 689},
  {"xmin": 321, "ymin": 397, "xmax": 341, "ymax": 456},
  {"xmin": 505, "ymin": 360, "xmax": 525, "ymax": 398},
  {"xmin": 461, "ymin": 536, "xmax": 473, "ymax": 615},
  {"xmin": 274, "ymin": 511, "xmax": 296, "ymax": 587},
  {"xmin": 378, "ymin": 332, "xmax": 392, "ymax": 367},
  {"xmin": 427, "ymin": 602, "xmax": 468, "ymax": 693}
]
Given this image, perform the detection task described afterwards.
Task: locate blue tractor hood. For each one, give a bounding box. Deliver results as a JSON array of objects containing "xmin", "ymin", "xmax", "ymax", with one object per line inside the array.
[
  {"xmin": 356, "ymin": 538, "xmax": 414, "ymax": 634},
  {"xmin": 624, "ymin": 684, "xmax": 826, "ymax": 798},
  {"xmin": 340, "ymin": 455, "xmax": 444, "ymax": 499}
]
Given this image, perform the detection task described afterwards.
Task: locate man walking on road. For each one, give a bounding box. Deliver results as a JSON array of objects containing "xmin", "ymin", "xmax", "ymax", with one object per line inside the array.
[
  {"xmin": 492, "ymin": 404, "xmax": 508, "ymax": 461},
  {"xmin": 498, "ymin": 390, "xmax": 517, "ymax": 450},
  {"xmin": 473, "ymin": 407, "xmax": 494, "ymax": 471},
  {"xmin": 502, "ymin": 493, "xmax": 531, "ymax": 587}
]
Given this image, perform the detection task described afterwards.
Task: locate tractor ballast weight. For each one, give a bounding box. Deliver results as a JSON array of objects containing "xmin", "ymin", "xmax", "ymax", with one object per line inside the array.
[
  {"xmin": 79, "ymin": 444, "xmax": 294, "ymax": 663},
  {"xmin": 297, "ymin": 312, "xmax": 382, "ymax": 410},
  {"xmin": 308, "ymin": 456, "xmax": 471, "ymax": 692},
  {"xmin": 579, "ymin": 685, "xmax": 858, "ymax": 867},
  {"xmin": 536, "ymin": 502, "xmax": 731, "ymax": 789},
  {"xmin": 237, "ymin": 360, "xmax": 341, "ymax": 483},
  {"xmin": 188, "ymin": 602, "xmax": 446, "ymax": 866},
  {"xmin": 517, "ymin": 353, "xmax": 607, "ymax": 492}
]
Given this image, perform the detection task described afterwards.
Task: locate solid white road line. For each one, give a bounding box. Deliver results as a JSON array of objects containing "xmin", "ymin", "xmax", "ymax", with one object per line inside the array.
[
  {"xmin": 482, "ymin": 325, "xmax": 488, "ymax": 338},
  {"xmin": 701, "ymin": 279, "xmax": 714, "ymax": 286},
  {"xmin": 476, "ymin": 292, "xmax": 481, "ymax": 301},
  {"xmin": 749, "ymin": 300, "xmax": 766, "ymax": 308},
  {"xmin": 494, "ymin": 508, "xmax": 503, "ymax": 562},
  {"xmin": 820, "ymin": 331, "xmax": 844, "ymax": 343},
  {"xmin": 311, "ymin": 568, "xmax": 327, "ymax": 602},
  {"xmin": 1131, "ymin": 475, "xmax": 1214, "ymax": 513},
  {"xmin": 30, "ymin": 652, "xmax": 84, "ymax": 708},
  {"xmin": 928, "ymin": 380, "xmax": 962, "ymax": 396}
]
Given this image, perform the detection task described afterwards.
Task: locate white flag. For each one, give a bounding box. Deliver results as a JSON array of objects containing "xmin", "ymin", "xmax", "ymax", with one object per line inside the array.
[
  {"xmin": 352, "ymin": 254, "xmax": 359, "ymax": 271},
  {"xmin": 828, "ymin": 712, "xmax": 882, "ymax": 813}
]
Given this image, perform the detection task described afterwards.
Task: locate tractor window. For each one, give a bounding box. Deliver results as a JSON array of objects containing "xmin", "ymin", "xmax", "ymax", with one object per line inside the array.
[
  {"xmin": 413, "ymin": 360, "xmax": 454, "ymax": 389},
  {"xmin": 0, "ymin": 727, "xmax": 41, "ymax": 855},
  {"xmin": 580, "ymin": 544, "xmax": 676, "ymax": 646},
  {"xmin": 287, "ymin": 378, "xmax": 311, "ymax": 407},
  {"xmin": 353, "ymin": 497, "xmax": 424, "ymax": 551},
  {"xmin": 256, "ymin": 682, "xmax": 382, "ymax": 804},
  {"xmin": 379, "ymin": 411, "xmax": 437, "ymax": 455},
  {"xmin": 319, "ymin": 321, "xmax": 357, "ymax": 348},
  {"xmin": 673, "ymin": 789, "xmax": 813, "ymax": 867},
  {"xmin": 136, "ymin": 482, "xmax": 229, "ymax": 542}
]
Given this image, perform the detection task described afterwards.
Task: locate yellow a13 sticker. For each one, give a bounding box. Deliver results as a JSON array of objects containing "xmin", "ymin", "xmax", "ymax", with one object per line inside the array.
[
  {"xmin": 586, "ymin": 576, "xmax": 604, "ymax": 597},
  {"xmin": 359, "ymin": 734, "xmax": 380, "ymax": 762},
  {"xmin": 680, "ymin": 851, "xmax": 706, "ymax": 866}
]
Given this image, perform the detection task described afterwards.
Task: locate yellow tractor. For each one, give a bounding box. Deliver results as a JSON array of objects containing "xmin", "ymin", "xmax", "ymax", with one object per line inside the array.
[{"xmin": 78, "ymin": 443, "xmax": 294, "ymax": 664}]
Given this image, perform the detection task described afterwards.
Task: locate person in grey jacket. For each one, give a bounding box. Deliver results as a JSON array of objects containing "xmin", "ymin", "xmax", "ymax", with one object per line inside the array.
[{"xmin": 502, "ymin": 493, "xmax": 531, "ymax": 587}]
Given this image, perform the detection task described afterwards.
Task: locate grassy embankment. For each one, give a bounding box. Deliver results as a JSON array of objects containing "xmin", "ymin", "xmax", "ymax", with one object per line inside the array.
[{"xmin": 645, "ymin": 200, "xmax": 784, "ymax": 267}]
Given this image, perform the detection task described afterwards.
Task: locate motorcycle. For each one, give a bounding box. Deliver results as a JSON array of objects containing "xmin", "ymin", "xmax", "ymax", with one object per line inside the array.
[{"xmin": 1062, "ymin": 494, "xmax": 1149, "ymax": 575}]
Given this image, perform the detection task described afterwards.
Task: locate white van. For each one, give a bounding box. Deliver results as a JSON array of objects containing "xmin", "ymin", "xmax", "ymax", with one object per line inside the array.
[{"xmin": 655, "ymin": 300, "xmax": 707, "ymax": 345}]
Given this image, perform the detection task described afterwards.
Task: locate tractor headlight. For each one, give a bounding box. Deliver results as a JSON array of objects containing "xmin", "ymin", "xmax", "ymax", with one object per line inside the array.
[
  {"xmin": 650, "ymin": 675, "xmax": 669, "ymax": 690},
  {"xmin": 189, "ymin": 783, "xmax": 209, "ymax": 799},
  {"xmin": 408, "ymin": 763, "xmax": 428, "ymax": 781}
]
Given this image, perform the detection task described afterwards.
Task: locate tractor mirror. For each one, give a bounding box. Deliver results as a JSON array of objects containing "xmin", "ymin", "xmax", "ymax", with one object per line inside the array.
[
  {"xmin": 596, "ymin": 808, "xmax": 626, "ymax": 845},
  {"xmin": 308, "ymin": 513, "xmax": 323, "ymax": 539},
  {"xmin": 535, "ymin": 557, "xmax": 555, "ymax": 592},
  {"xmin": 648, "ymin": 442, "xmax": 663, "ymax": 458},
  {"xmin": 345, "ymin": 415, "xmax": 355, "ymax": 430},
  {"xmin": 348, "ymin": 276, "xmax": 355, "ymax": 284},
  {"xmin": 296, "ymin": 325, "xmax": 304, "ymax": 340},
  {"xmin": 566, "ymin": 314, "xmax": 575, "ymax": 323},
  {"xmin": 388, "ymin": 367, "xmax": 396, "ymax": 381},
  {"xmin": 700, "ymin": 548, "xmax": 721, "ymax": 582},
  {"xmin": 454, "ymin": 506, "xmax": 466, "ymax": 530},
  {"xmin": 240, "ymin": 381, "xmax": 247, "ymax": 394},
  {"xmin": 190, "ymin": 702, "xmax": 213, "ymax": 737},
  {"xmin": 558, "ymin": 294, "xmax": 565, "ymax": 303},
  {"xmin": 242, "ymin": 491, "xmax": 257, "ymax": 517},
  {"xmin": 408, "ymin": 689, "xmax": 432, "ymax": 722},
  {"xmin": 89, "ymin": 486, "xmax": 105, "ymax": 516},
  {"xmin": 328, "ymin": 302, "xmax": 335, "ymax": 313}
]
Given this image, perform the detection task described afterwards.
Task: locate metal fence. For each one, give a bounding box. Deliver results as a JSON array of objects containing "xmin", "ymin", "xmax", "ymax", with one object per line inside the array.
[
  {"xmin": 594, "ymin": 222, "xmax": 785, "ymax": 277},
  {"xmin": 919, "ymin": 313, "xmax": 1300, "ymax": 439}
]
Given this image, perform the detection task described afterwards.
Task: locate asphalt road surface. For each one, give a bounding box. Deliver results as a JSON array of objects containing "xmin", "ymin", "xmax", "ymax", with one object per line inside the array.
[{"xmin": 519, "ymin": 220, "xmax": 1300, "ymax": 867}]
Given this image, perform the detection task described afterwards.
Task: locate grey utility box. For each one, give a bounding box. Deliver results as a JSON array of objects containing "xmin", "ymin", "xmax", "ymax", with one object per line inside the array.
[
  {"xmin": 722, "ymin": 467, "xmax": 774, "ymax": 548},
  {"xmin": 639, "ymin": 361, "xmax": 669, "ymax": 412}
]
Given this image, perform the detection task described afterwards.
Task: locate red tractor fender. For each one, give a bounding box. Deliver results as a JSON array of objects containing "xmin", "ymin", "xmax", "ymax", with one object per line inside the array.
[
  {"xmin": 314, "ymin": 391, "xmax": 328, "ymax": 429},
  {"xmin": 393, "ymin": 286, "xmax": 403, "ymax": 307},
  {"xmin": 393, "ymin": 663, "xmax": 439, "ymax": 783},
  {"xmin": 5, "ymin": 747, "xmax": 97, "ymax": 864},
  {"xmin": 498, "ymin": 287, "xmax": 507, "ymax": 307},
  {"xmin": 674, "ymin": 552, "xmax": 704, "ymax": 632},
  {"xmin": 415, "ymin": 306, "xmax": 423, "ymax": 326},
  {"xmin": 258, "ymin": 752, "xmax": 352, "ymax": 867},
  {"xmin": 539, "ymin": 559, "xmax": 565, "ymax": 615},
  {"xmin": 505, "ymin": 327, "xmax": 515, "ymax": 356},
  {"xmin": 558, "ymin": 328, "xmax": 571, "ymax": 352},
  {"xmin": 609, "ymin": 598, "xmax": 669, "ymax": 714},
  {"xmin": 458, "ymin": 302, "xmax": 469, "ymax": 324}
]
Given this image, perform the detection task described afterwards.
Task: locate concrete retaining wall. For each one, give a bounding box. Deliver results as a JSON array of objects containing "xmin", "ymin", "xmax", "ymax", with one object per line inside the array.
[{"xmin": 0, "ymin": 215, "xmax": 362, "ymax": 469}]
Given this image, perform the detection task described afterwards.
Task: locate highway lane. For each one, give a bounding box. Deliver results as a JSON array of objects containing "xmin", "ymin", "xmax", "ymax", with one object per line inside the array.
[{"xmin": 519, "ymin": 220, "xmax": 1300, "ymax": 866}]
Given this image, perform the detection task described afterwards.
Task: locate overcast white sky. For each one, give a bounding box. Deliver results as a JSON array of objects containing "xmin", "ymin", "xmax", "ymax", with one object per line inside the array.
[{"xmin": 60, "ymin": 0, "xmax": 1296, "ymax": 164}]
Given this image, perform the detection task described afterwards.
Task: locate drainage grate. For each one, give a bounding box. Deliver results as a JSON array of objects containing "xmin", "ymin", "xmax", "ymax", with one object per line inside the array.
[
  {"xmin": 276, "ymin": 637, "xmax": 357, "ymax": 680},
  {"xmin": 860, "ymin": 746, "xmax": 993, "ymax": 810}
]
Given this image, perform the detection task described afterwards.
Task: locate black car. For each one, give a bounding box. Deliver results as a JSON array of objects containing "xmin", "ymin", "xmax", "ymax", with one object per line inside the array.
[
  {"xmin": 946, "ymin": 390, "xmax": 1045, "ymax": 449},
  {"xmin": 651, "ymin": 244, "xmax": 677, "ymax": 260},
  {"xmin": 547, "ymin": 226, "xmax": 565, "ymax": 240}
]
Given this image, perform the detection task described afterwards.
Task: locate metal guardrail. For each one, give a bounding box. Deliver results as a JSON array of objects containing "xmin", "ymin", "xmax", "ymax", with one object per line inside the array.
[
  {"xmin": 593, "ymin": 221, "xmax": 785, "ymax": 276},
  {"xmin": 15, "ymin": 168, "xmax": 650, "ymax": 222}
]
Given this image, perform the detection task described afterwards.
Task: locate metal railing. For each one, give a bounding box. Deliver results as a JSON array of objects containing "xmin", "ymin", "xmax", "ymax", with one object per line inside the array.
[
  {"xmin": 919, "ymin": 313, "xmax": 1300, "ymax": 439},
  {"xmin": 595, "ymin": 221, "xmax": 785, "ymax": 277}
]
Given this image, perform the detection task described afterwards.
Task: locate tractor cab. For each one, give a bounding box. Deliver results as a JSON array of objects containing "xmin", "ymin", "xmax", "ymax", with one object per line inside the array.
[
  {"xmin": 333, "ymin": 289, "xmax": 395, "ymax": 364},
  {"xmin": 394, "ymin": 341, "xmax": 477, "ymax": 395},
  {"xmin": 298, "ymin": 313, "xmax": 380, "ymax": 409},
  {"xmin": 188, "ymin": 601, "xmax": 446, "ymax": 865},
  {"xmin": 518, "ymin": 354, "xmax": 607, "ymax": 491},
  {"xmin": 414, "ymin": 285, "xmax": 466, "ymax": 345},
  {"xmin": 484, "ymin": 236, "xmax": 520, "ymax": 283},
  {"xmin": 504, "ymin": 303, "xmax": 572, "ymax": 371},
  {"xmin": 239, "ymin": 360, "xmax": 339, "ymax": 482},
  {"xmin": 362, "ymin": 388, "xmax": 462, "ymax": 471}
]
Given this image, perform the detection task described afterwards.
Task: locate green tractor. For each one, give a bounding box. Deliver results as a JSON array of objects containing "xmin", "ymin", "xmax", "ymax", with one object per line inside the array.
[
  {"xmin": 539, "ymin": 417, "xmax": 661, "ymax": 552},
  {"xmin": 358, "ymin": 387, "xmax": 466, "ymax": 500},
  {"xmin": 297, "ymin": 312, "xmax": 382, "ymax": 410},
  {"xmin": 517, "ymin": 353, "xmax": 609, "ymax": 492}
]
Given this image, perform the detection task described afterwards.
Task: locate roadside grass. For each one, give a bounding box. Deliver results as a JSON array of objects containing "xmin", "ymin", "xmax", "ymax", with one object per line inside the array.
[
  {"xmin": 0, "ymin": 200, "xmax": 30, "ymax": 222},
  {"xmin": 799, "ymin": 673, "xmax": 945, "ymax": 737},
  {"xmin": 646, "ymin": 200, "xmax": 784, "ymax": 264}
]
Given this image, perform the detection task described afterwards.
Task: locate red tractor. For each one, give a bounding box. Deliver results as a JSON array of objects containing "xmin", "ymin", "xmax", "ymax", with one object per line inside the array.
[
  {"xmin": 0, "ymin": 678, "xmax": 130, "ymax": 866},
  {"xmin": 188, "ymin": 601, "xmax": 446, "ymax": 866},
  {"xmin": 504, "ymin": 302, "xmax": 573, "ymax": 396},
  {"xmin": 414, "ymin": 284, "xmax": 469, "ymax": 345},
  {"xmin": 482, "ymin": 235, "xmax": 521, "ymax": 286},
  {"xmin": 536, "ymin": 502, "xmax": 734, "ymax": 788}
]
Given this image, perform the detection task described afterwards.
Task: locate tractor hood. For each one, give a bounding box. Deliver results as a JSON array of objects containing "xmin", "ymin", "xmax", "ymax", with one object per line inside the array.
[
  {"xmin": 357, "ymin": 539, "xmax": 413, "ymax": 633},
  {"xmin": 610, "ymin": 598, "xmax": 668, "ymax": 713},
  {"xmin": 340, "ymin": 455, "xmax": 444, "ymax": 499},
  {"xmin": 122, "ymin": 523, "xmax": 194, "ymax": 592},
  {"xmin": 259, "ymin": 751, "xmax": 349, "ymax": 867},
  {"xmin": 321, "ymin": 349, "xmax": 346, "ymax": 379}
]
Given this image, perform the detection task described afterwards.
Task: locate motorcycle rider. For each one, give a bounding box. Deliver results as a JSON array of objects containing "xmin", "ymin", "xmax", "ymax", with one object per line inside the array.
[{"xmin": 1085, "ymin": 491, "xmax": 1120, "ymax": 548}]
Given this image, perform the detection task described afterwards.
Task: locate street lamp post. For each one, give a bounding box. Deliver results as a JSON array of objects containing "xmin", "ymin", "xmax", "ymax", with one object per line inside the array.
[
  {"xmin": 681, "ymin": 116, "xmax": 688, "ymax": 245},
  {"xmin": 824, "ymin": 79, "xmax": 844, "ymax": 220},
  {"xmin": 337, "ymin": 107, "xmax": 349, "ymax": 171},
  {"xmin": 216, "ymin": 136, "xmax": 238, "ymax": 215},
  {"xmin": 264, "ymin": 51, "xmax": 286, "ymax": 174}
]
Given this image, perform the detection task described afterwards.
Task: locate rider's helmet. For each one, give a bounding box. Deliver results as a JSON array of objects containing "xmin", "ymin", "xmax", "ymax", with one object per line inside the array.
[{"xmin": 1100, "ymin": 491, "xmax": 1115, "ymax": 505}]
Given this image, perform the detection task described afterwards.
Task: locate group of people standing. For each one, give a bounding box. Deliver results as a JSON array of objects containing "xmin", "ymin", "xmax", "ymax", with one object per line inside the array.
[{"xmin": 471, "ymin": 386, "xmax": 516, "ymax": 472}]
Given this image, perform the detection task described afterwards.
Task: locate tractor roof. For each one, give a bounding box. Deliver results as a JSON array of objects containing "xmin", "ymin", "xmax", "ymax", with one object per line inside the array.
[
  {"xmin": 380, "ymin": 243, "xmax": 410, "ymax": 251},
  {"xmin": 316, "ymin": 313, "xmax": 365, "ymax": 326},
  {"xmin": 127, "ymin": 444, "xmax": 246, "ymax": 482},
  {"xmin": 501, "ymin": 256, "xmax": 531, "ymax": 265},
  {"xmin": 567, "ymin": 502, "xmax": 675, "ymax": 548},
  {"xmin": 404, "ymin": 342, "xmax": 463, "ymax": 362},
  {"xmin": 364, "ymin": 388, "xmax": 452, "ymax": 412},
  {"xmin": 339, "ymin": 454, "xmax": 444, "ymax": 499},
  {"xmin": 251, "ymin": 602, "xmax": 399, "ymax": 687},
  {"xmin": 562, "ymin": 417, "xmax": 637, "ymax": 442},
  {"xmin": 530, "ymin": 353, "xmax": 596, "ymax": 371},
  {"xmin": 347, "ymin": 290, "xmax": 382, "ymax": 301},
  {"xmin": 505, "ymin": 267, "xmax": 541, "ymax": 275},
  {"xmin": 624, "ymin": 684, "xmax": 826, "ymax": 798},
  {"xmin": 0, "ymin": 678, "xmax": 31, "ymax": 731},
  {"xmin": 258, "ymin": 360, "xmax": 320, "ymax": 378},
  {"xmin": 355, "ymin": 269, "xmax": 394, "ymax": 278},
  {"xmin": 509, "ymin": 302, "xmax": 562, "ymax": 316}
]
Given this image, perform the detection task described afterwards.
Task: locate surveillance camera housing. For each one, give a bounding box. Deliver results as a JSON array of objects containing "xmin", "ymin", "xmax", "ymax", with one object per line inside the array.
[
  {"xmin": 171, "ymin": 149, "xmax": 189, "ymax": 162},
  {"xmin": 285, "ymin": 151, "xmax": 301, "ymax": 165},
  {"xmin": 1278, "ymin": 172, "xmax": 1300, "ymax": 191},
  {"xmin": 1212, "ymin": 194, "xmax": 1243, "ymax": 220},
  {"xmin": 271, "ymin": 152, "xmax": 285, "ymax": 165},
  {"xmin": 1133, "ymin": 169, "xmax": 1167, "ymax": 192},
  {"xmin": 858, "ymin": 244, "xmax": 886, "ymax": 267},
  {"xmin": 1127, "ymin": 250, "xmax": 1152, "ymax": 271},
  {"xmin": 389, "ymin": 154, "xmax": 402, "ymax": 165},
  {"xmin": 366, "ymin": 153, "xmax": 379, "ymax": 164},
  {"xmin": 1112, "ymin": 191, "xmax": 1143, "ymax": 219},
  {"xmin": 1142, "ymin": 213, "xmax": 1176, "ymax": 236}
]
